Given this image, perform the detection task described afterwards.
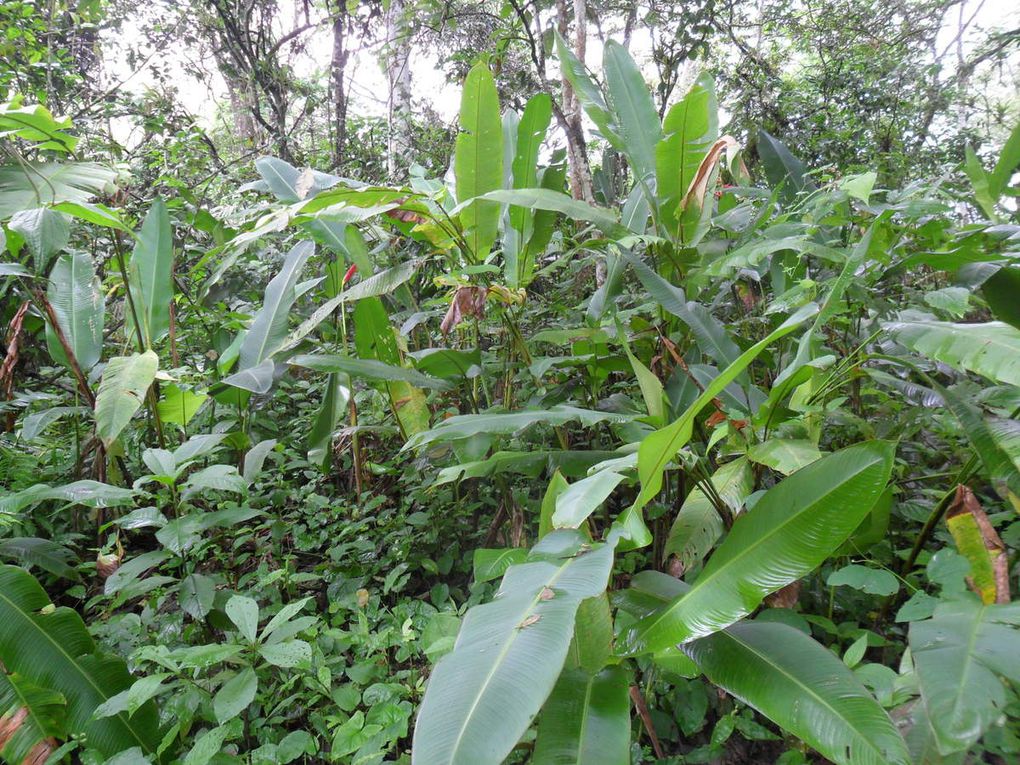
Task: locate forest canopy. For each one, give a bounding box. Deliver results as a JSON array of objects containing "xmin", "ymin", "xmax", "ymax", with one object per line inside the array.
[{"xmin": 1, "ymin": 1, "xmax": 1019, "ymax": 764}]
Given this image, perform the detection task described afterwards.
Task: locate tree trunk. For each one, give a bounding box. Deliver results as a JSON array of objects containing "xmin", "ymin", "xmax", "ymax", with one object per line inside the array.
[
  {"xmin": 385, "ymin": 0, "xmax": 413, "ymax": 181},
  {"xmin": 329, "ymin": 1, "xmax": 350, "ymax": 169},
  {"xmin": 557, "ymin": 0, "xmax": 594, "ymax": 203}
]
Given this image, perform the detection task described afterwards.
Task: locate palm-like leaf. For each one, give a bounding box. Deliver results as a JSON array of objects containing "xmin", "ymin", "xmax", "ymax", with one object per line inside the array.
[
  {"xmin": 411, "ymin": 530, "xmax": 615, "ymax": 765},
  {"xmin": 0, "ymin": 566, "xmax": 161, "ymax": 760}
]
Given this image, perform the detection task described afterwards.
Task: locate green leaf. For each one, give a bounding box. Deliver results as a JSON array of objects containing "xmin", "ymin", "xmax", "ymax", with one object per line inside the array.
[
  {"xmin": 656, "ymin": 74, "xmax": 717, "ymax": 238},
  {"xmin": 156, "ymin": 384, "xmax": 207, "ymax": 427},
  {"xmin": 910, "ymin": 597, "xmax": 1020, "ymax": 754},
  {"xmin": 685, "ymin": 621, "xmax": 910, "ymax": 765},
  {"xmin": 409, "ymin": 348, "xmax": 481, "ymax": 380},
  {"xmin": 989, "ymin": 119, "xmax": 1020, "ymax": 199},
  {"xmin": 552, "ymin": 470, "xmax": 626, "ymax": 529},
  {"xmin": 603, "ymin": 41, "xmax": 661, "ymax": 192},
  {"xmin": 0, "ymin": 481, "xmax": 136, "ymax": 516},
  {"xmin": 94, "ymin": 351, "xmax": 159, "ymax": 448},
  {"xmin": 0, "ymin": 537, "xmax": 78, "ymax": 580},
  {"xmin": 225, "ymin": 596, "xmax": 259, "ymax": 644},
  {"xmin": 8, "ymin": 207, "xmax": 69, "ymax": 272},
  {"xmin": 306, "ymin": 373, "xmax": 349, "ymax": 470},
  {"xmin": 290, "ymin": 355, "xmax": 452, "ymax": 390},
  {"xmin": 239, "ymin": 241, "xmax": 314, "ymax": 370},
  {"xmin": 213, "ymin": 667, "xmax": 257, "ymax": 724},
  {"xmin": 127, "ymin": 199, "xmax": 174, "ymax": 347},
  {"xmin": 827, "ymin": 565, "xmax": 899, "ymax": 596},
  {"xmin": 938, "ymin": 384, "xmax": 1020, "ymax": 498},
  {"xmin": 474, "ymin": 188, "xmax": 628, "ymax": 238},
  {"xmin": 981, "ymin": 265, "xmax": 1020, "ymax": 330},
  {"xmin": 46, "ymin": 250, "xmax": 104, "ymax": 371},
  {"xmin": 885, "ymin": 319, "xmax": 1020, "ymax": 387},
  {"xmin": 505, "ymin": 93, "xmax": 552, "ymax": 288},
  {"xmin": 0, "ymin": 162, "xmax": 117, "ymax": 220},
  {"xmin": 0, "ymin": 565, "xmax": 161, "ymax": 759},
  {"xmin": 964, "ymin": 145, "xmax": 997, "ymax": 218},
  {"xmin": 532, "ymin": 666, "xmax": 631, "ymax": 765},
  {"xmin": 539, "ymin": 470, "xmax": 569, "ymax": 540},
  {"xmin": 665, "ymin": 457, "xmax": 753, "ymax": 569},
  {"xmin": 757, "ymin": 130, "xmax": 815, "ymax": 205},
  {"xmin": 52, "ymin": 201, "xmax": 131, "ymax": 232},
  {"xmin": 472, "ymin": 548, "xmax": 528, "ymax": 583},
  {"xmin": 554, "ymin": 32, "xmax": 618, "ymax": 147},
  {"xmin": 258, "ymin": 640, "xmax": 311, "ymax": 668},
  {"xmin": 455, "ymin": 63, "xmax": 503, "ymax": 260},
  {"xmin": 746, "ymin": 439, "xmax": 823, "ymax": 475},
  {"xmin": 404, "ymin": 405, "xmax": 631, "ymax": 451},
  {"xmin": 179, "ymin": 573, "xmax": 216, "ymax": 620},
  {"xmin": 623, "ymin": 441, "xmax": 894, "ymax": 654},
  {"xmin": 411, "ymin": 531, "xmax": 615, "ymax": 765}
]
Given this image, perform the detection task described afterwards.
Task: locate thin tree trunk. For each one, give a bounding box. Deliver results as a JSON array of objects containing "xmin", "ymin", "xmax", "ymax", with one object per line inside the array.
[
  {"xmin": 557, "ymin": 0, "xmax": 594, "ymax": 202},
  {"xmin": 329, "ymin": 1, "xmax": 350, "ymax": 169},
  {"xmin": 385, "ymin": 0, "xmax": 413, "ymax": 180}
]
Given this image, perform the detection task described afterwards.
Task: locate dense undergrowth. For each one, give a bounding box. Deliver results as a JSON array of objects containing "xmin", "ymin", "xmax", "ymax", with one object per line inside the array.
[{"xmin": 1, "ymin": 34, "xmax": 1020, "ymax": 765}]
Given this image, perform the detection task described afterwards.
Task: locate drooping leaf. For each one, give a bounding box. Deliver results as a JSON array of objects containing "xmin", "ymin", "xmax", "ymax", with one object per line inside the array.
[
  {"xmin": 290, "ymin": 355, "xmax": 452, "ymax": 390},
  {"xmin": 746, "ymin": 438, "xmax": 823, "ymax": 475},
  {"xmin": 757, "ymin": 130, "xmax": 815, "ymax": 205},
  {"xmin": 0, "ymin": 481, "xmax": 136, "ymax": 517},
  {"xmin": 404, "ymin": 406, "xmax": 631, "ymax": 451},
  {"xmin": 455, "ymin": 63, "xmax": 503, "ymax": 260},
  {"xmin": 623, "ymin": 441, "xmax": 894, "ymax": 654},
  {"xmin": 411, "ymin": 531, "xmax": 615, "ymax": 765},
  {"xmin": 8, "ymin": 207, "xmax": 69, "ymax": 273},
  {"xmin": 474, "ymin": 188, "xmax": 628, "ymax": 238},
  {"xmin": 981, "ymin": 265, "xmax": 1020, "ymax": 330},
  {"xmin": 885, "ymin": 319, "xmax": 1020, "ymax": 388},
  {"xmin": 552, "ymin": 470, "xmax": 627, "ymax": 529},
  {"xmin": 944, "ymin": 486, "xmax": 1009, "ymax": 604},
  {"xmin": 94, "ymin": 351, "xmax": 159, "ymax": 447},
  {"xmin": 306, "ymin": 373, "xmax": 349, "ymax": 471},
  {"xmin": 0, "ymin": 162, "xmax": 117, "ymax": 220},
  {"xmin": 238, "ymin": 241, "xmax": 314, "ymax": 370},
  {"xmin": 910, "ymin": 596, "xmax": 1020, "ymax": 754},
  {"xmin": 0, "ymin": 537, "xmax": 78, "ymax": 580},
  {"xmin": 45, "ymin": 250, "xmax": 103, "ymax": 371}
]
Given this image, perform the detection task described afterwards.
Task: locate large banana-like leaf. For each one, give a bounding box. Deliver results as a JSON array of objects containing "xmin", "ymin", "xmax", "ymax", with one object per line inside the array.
[
  {"xmin": 0, "ymin": 566, "xmax": 161, "ymax": 760},
  {"xmin": 685, "ymin": 621, "xmax": 910, "ymax": 765},
  {"xmin": 552, "ymin": 470, "xmax": 627, "ymax": 529},
  {"xmin": 238, "ymin": 240, "xmax": 313, "ymax": 371},
  {"xmin": 127, "ymin": 199, "xmax": 173, "ymax": 347},
  {"xmin": 656, "ymin": 75, "xmax": 717, "ymax": 239},
  {"xmin": 411, "ymin": 531, "xmax": 615, "ymax": 765},
  {"xmin": 756, "ymin": 130, "xmax": 815, "ymax": 204},
  {"xmin": 0, "ymin": 671, "xmax": 65, "ymax": 764},
  {"xmin": 455, "ymin": 63, "xmax": 503, "ymax": 261},
  {"xmin": 622, "ymin": 440, "xmax": 894, "ymax": 654},
  {"xmin": 938, "ymin": 383, "xmax": 1020, "ymax": 498},
  {"xmin": 94, "ymin": 351, "xmax": 159, "ymax": 447},
  {"xmin": 910, "ymin": 596, "xmax": 1020, "ymax": 754},
  {"xmin": 0, "ymin": 162, "xmax": 117, "ymax": 220},
  {"xmin": 531, "ymin": 666, "xmax": 631, "ymax": 765},
  {"xmin": 602, "ymin": 41, "xmax": 661, "ymax": 192},
  {"xmin": 885, "ymin": 319, "xmax": 1020, "ymax": 388},
  {"xmin": 45, "ymin": 251, "xmax": 103, "ymax": 371}
]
